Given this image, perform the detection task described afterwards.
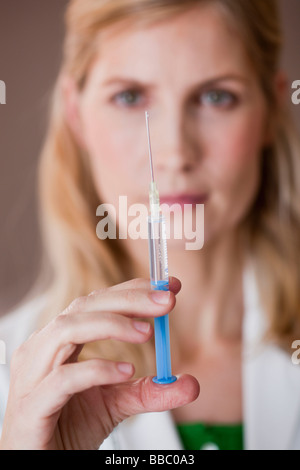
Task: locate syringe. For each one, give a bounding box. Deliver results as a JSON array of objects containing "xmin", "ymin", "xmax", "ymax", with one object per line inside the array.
[{"xmin": 145, "ymin": 111, "xmax": 177, "ymax": 385}]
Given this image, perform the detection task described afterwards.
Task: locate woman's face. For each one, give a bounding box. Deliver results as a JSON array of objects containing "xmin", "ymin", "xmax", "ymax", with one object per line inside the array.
[{"xmin": 69, "ymin": 4, "xmax": 269, "ymax": 250}]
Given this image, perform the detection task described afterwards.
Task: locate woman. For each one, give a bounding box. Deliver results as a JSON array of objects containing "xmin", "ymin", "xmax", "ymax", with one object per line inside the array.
[{"xmin": 1, "ymin": 0, "xmax": 300, "ymax": 450}]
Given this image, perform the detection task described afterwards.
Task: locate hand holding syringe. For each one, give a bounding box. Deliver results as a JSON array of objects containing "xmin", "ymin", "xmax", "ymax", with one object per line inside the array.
[{"xmin": 0, "ymin": 113, "xmax": 199, "ymax": 450}]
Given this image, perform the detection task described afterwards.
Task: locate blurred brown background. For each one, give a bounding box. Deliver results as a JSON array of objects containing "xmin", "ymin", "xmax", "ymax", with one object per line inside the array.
[{"xmin": 0, "ymin": 0, "xmax": 300, "ymax": 315}]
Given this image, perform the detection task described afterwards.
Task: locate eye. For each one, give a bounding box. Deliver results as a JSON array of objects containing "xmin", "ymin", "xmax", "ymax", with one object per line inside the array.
[
  {"xmin": 112, "ymin": 89, "xmax": 144, "ymax": 107},
  {"xmin": 200, "ymin": 90, "xmax": 237, "ymax": 108}
]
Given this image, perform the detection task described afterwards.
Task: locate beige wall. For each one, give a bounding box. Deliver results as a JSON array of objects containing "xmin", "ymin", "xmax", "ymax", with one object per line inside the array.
[
  {"xmin": 0, "ymin": 0, "xmax": 300, "ymax": 314},
  {"xmin": 0, "ymin": 0, "xmax": 68, "ymax": 313}
]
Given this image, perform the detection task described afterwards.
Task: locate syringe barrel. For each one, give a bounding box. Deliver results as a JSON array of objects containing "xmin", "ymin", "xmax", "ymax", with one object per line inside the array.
[{"xmin": 148, "ymin": 214, "xmax": 176, "ymax": 384}]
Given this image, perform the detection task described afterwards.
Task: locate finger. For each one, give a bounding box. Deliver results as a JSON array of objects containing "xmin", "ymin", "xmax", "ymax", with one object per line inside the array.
[
  {"xmin": 37, "ymin": 278, "xmax": 179, "ymax": 378},
  {"xmin": 168, "ymin": 276, "xmax": 182, "ymax": 294},
  {"xmin": 102, "ymin": 374, "xmax": 200, "ymax": 423},
  {"xmin": 12, "ymin": 313, "xmax": 153, "ymax": 391},
  {"xmin": 50, "ymin": 312, "xmax": 154, "ymax": 367},
  {"xmin": 26, "ymin": 359, "xmax": 135, "ymax": 418},
  {"xmin": 13, "ymin": 278, "xmax": 180, "ymax": 395},
  {"xmin": 105, "ymin": 277, "xmax": 182, "ymax": 295},
  {"xmin": 66, "ymin": 286, "xmax": 176, "ymax": 318}
]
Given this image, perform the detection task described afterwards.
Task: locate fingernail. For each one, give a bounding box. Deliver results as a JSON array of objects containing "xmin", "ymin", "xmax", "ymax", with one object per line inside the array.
[
  {"xmin": 151, "ymin": 290, "xmax": 170, "ymax": 305},
  {"xmin": 117, "ymin": 362, "xmax": 133, "ymax": 375},
  {"xmin": 133, "ymin": 321, "xmax": 151, "ymax": 334}
]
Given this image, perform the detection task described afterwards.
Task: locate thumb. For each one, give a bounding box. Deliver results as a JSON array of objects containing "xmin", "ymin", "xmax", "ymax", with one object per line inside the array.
[{"xmin": 102, "ymin": 374, "xmax": 200, "ymax": 424}]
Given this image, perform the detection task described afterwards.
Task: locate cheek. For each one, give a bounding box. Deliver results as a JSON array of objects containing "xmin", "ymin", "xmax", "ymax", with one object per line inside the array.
[
  {"xmin": 208, "ymin": 108, "xmax": 266, "ymax": 221},
  {"xmin": 79, "ymin": 103, "xmax": 146, "ymax": 203},
  {"xmin": 83, "ymin": 112, "xmax": 126, "ymax": 173},
  {"xmin": 221, "ymin": 111, "xmax": 263, "ymax": 180}
]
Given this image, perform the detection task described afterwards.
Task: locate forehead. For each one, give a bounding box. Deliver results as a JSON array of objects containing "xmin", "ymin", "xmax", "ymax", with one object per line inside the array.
[{"xmin": 88, "ymin": 4, "xmax": 251, "ymax": 86}]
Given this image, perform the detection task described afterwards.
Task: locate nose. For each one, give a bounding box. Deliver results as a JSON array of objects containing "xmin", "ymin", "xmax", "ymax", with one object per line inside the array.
[{"xmin": 150, "ymin": 107, "xmax": 200, "ymax": 175}]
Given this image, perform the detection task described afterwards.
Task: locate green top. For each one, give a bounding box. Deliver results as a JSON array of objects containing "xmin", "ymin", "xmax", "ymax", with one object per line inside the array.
[{"xmin": 176, "ymin": 422, "xmax": 244, "ymax": 450}]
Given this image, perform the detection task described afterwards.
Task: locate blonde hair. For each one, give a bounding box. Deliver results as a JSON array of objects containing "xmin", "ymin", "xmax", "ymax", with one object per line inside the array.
[{"xmin": 35, "ymin": 0, "xmax": 300, "ymax": 375}]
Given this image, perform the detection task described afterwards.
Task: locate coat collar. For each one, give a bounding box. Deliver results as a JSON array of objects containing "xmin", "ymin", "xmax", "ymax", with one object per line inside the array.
[
  {"xmin": 101, "ymin": 410, "xmax": 183, "ymax": 450},
  {"xmin": 242, "ymin": 261, "xmax": 300, "ymax": 450}
]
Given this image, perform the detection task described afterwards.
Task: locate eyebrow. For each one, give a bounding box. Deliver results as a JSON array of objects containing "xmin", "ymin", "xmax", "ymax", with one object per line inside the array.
[{"xmin": 101, "ymin": 74, "xmax": 249, "ymax": 90}]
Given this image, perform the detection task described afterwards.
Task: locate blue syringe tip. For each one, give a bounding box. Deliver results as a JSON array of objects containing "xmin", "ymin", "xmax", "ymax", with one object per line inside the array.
[{"xmin": 152, "ymin": 375, "xmax": 177, "ymax": 385}]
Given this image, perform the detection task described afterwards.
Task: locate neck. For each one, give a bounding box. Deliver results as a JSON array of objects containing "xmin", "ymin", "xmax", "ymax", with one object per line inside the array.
[
  {"xmin": 122, "ymin": 227, "xmax": 245, "ymax": 356},
  {"xmin": 171, "ymin": 229, "xmax": 244, "ymax": 352}
]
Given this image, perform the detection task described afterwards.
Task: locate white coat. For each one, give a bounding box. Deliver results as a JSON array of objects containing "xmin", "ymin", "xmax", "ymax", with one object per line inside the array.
[{"xmin": 0, "ymin": 263, "xmax": 300, "ymax": 450}]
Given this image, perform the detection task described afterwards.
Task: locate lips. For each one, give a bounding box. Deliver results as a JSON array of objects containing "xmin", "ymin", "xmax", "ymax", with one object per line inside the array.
[{"xmin": 159, "ymin": 194, "xmax": 208, "ymax": 207}]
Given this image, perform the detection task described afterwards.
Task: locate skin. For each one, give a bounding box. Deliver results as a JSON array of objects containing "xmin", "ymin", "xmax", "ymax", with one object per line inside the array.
[{"xmin": 0, "ymin": 4, "xmax": 285, "ymax": 449}]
